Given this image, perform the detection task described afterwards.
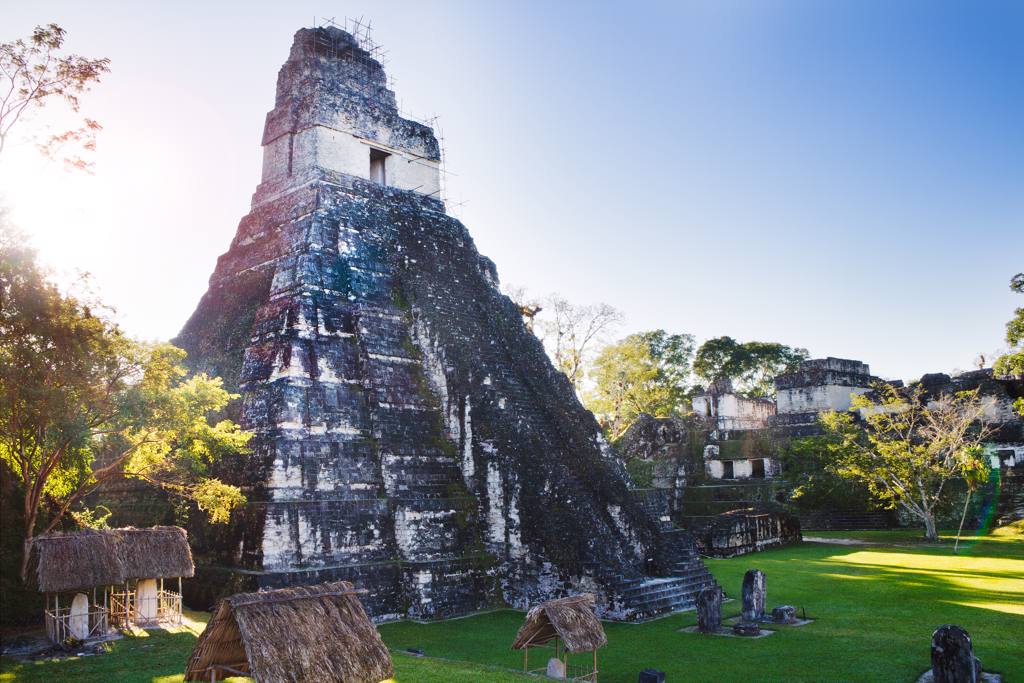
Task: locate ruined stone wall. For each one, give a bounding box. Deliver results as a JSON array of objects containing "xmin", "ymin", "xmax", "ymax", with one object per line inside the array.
[
  {"xmin": 694, "ymin": 509, "xmax": 802, "ymax": 558},
  {"xmin": 692, "ymin": 393, "xmax": 775, "ymax": 431},
  {"xmin": 915, "ymin": 370, "xmax": 1024, "ymax": 442},
  {"xmin": 175, "ymin": 26, "xmax": 672, "ymax": 620},
  {"xmin": 774, "ymin": 357, "xmax": 878, "ymax": 420}
]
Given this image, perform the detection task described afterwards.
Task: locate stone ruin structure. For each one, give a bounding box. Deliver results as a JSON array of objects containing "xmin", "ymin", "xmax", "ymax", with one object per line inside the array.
[
  {"xmin": 616, "ymin": 405, "xmax": 799, "ymax": 557},
  {"xmin": 769, "ymin": 357, "xmax": 879, "ymax": 436},
  {"xmin": 617, "ymin": 355, "xmax": 1024, "ymax": 544},
  {"xmin": 915, "ymin": 370, "xmax": 1024, "ymax": 529},
  {"xmin": 175, "ymin": 26, "xmax": 718, "ymax": 622},
  {"xmin": 694, "ymin": 508, "xmax": 801, "ymax": 558}
]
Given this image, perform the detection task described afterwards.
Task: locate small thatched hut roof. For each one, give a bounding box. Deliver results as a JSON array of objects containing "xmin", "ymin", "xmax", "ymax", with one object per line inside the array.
[
  {"xmin": 28, "ymin": 526, "xmax": 194, "ymax": 593},
  {"xmin": 115, "ymin": 526, "xmax": 194, "ymax": 580},
  {"xmin": 184, "ymin": 581, "xmax": 394, "ymax": 683},
  {"xmin": 511, "ymin": 594, "xmax": 608, "ymax": 653}
]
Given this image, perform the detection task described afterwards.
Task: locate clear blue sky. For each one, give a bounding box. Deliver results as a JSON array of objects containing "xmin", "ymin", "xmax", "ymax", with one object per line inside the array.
[{"xmin": 1, "ymin": 1, "xmax": 1021, "ymax": 382}]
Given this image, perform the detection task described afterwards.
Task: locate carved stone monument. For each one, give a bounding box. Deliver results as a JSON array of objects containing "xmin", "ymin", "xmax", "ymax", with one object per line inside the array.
[
  {"xmin": 696, "ymin": 586, "xmax": 722, "ymax": 633},
  {"xmin": 741, "ymin": 569, "xmax": 766, "ymax": 621},
  {"xmin": 931, "ymin": 625, "xmax": 980, "ymax": 683}
]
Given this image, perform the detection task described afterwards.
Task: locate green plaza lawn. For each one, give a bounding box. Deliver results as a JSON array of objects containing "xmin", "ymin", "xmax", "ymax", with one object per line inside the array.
[{"xmin": 3, "ymin": 527, "xmax": 1022, "ymax": 682}]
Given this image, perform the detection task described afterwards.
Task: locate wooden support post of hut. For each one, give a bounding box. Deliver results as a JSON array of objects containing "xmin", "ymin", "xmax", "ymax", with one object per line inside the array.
[
  {"xmin": 511, "ymin": 594, "xmax": 607, "ymax": 682},
  {"xmin": 184, "ymin": 581, "xmax": 394, "ymax": 683},
  {"xmin": 27, "ymin": 526, "xmax": 195, "ymax": 643}
]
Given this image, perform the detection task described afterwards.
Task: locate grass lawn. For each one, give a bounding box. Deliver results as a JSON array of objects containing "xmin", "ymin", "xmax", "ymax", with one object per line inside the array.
[
  {"xmin": 379, "ymin": 530, "xmax": 1024, "ymax": 682},
  {"xmin": 0, "ymin": 612, "xmax": 527, "ymax": 683},
  {"xmin": 2, "ymin": 528, "xmax": 1021, "ymax": 682}
]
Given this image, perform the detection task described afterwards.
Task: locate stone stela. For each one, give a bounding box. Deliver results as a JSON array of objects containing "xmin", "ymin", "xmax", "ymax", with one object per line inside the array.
[
  {"xmin": 741, "ymin": 569, "xmax": 766, "ymax": 622},
  {"xmin": 919, "ymin": 625, "xmax": 1002, "ymax": 683},
  {"xmin": 696, "ymin": 586, "xmax": 722, "ymax": 633}
]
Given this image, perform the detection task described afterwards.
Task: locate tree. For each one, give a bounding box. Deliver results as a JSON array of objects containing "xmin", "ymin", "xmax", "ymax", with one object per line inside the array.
[
  {"xmin": 818, "ymin": 384, "xmax": 992, "ymax": 541},
  {"xmin": 0, "ymin": 224, "xmax": 248, "ymax": 577},
  {"xmin": 535, "ymin": 294, "xmax": 623, "ymax": 392},
  {"xmin": 585, "ymin": 330, "xmax": 695, "ymax": 437},
  {"xmin": 693, "ymin": 336, "xmax": 808, "ymax": 398},
  {"xmin": 780, "ymin": 433, "xmax": 882, "ymax": 515},
  {"xmin": 0, "ymin": 23, "xmax": 110, "ymax": 169},
  {"xmin": 994, "ymin": 273, "xmax": 1024, "ymax": 417}
]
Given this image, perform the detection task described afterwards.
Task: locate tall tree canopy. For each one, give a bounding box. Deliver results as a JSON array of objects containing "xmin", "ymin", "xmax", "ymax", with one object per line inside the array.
[
  {"xmin": 529, "ymin": 293, "xmax": 623, "ymax": 393},
  {"xmin": 994, "ymin": 273, "xmax": 1024, "ymax": 418},
  {"xmin": 818, "ymin": 385, "xmax": 991, "ymax": 541},
  {"xmin": 584, "ymin": 330, "xmax": 695, "ymax": 437},
  {"xmin": 692, "ymin": 336, "xmax": 808, "ymax": 398},
  {"xmin": 0, "ymin": 223, "xmax": 248, "ymax": 577},
  {"xmin": 0, "ymin": 23, "xmax": 109, "ymax": 169}
]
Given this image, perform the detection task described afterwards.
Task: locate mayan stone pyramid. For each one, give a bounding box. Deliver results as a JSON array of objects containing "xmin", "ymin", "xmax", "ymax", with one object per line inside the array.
[{"xmin": 176, "ymin": 25, "xmax": 717, "ymax": 621}]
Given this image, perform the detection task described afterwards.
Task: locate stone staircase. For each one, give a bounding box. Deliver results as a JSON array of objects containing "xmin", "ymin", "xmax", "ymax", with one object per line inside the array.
[
  {"xmin": 593, "ymin": 529, "xmax": 720, "ymax": 621},
  {"xmin": 994, "ymin": 469, "xmax": 1024, "ymax": 526},
  {"xmin": 383, "ymin": 452, "xmax": 463, "ymax": 498}
]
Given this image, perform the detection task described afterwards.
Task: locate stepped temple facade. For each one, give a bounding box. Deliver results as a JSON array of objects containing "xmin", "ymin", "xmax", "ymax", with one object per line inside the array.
[{"xmin": 175, "ymin": 26, "xmax": 717, "ymax": 621}]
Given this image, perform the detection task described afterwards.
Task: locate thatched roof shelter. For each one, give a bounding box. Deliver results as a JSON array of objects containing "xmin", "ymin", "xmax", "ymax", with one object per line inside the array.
[
  {"xmin": 511, "ymin": 594, "xmax": 607, "ymax": 653},
  {"xmin": 28, "ymin": 526, "xmax": 195, "ymax": 593},
  {"xmin": 184, "ymin": 581, "xmax": 394, "ymax": 683},
  {"xmin": 115, "ymin": 526, "xmax": 194, "ymax": 580}
]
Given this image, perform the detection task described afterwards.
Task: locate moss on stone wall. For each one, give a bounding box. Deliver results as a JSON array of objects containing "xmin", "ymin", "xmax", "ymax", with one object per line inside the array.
[
  {"xmin": 627, "ymin": 459, "xmax": 656, "ymax": 488},
  {"xmin": 174, "ymin": 268, "xmax": 275, "ymax": 395}
]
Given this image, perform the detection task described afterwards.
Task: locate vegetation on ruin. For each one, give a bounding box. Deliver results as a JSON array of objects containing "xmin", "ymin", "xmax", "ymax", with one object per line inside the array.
[
  {"xmin": 780, "ymin": 432, "xmax": 883, "ymax": 514},
  {"xmin": 993, "ymin": 273, "xmax": 1024, "ymax": 415},
  {"xmin": 0, "ymin": 224, "xmax": 248, "ymax": 579},
  {"xmin": 692, "ymin": 336, "xmax": 808, "ymax": 398},
  {"xmin": 585, "ymin": 330, "xmax": 695, "ymax": 437},
  {"xmin": 817, "ymin": 385, "xmax": 992, "ymax": 541},
  {"xmin": 4, "ymin": 530, "xmax": 1021, "ymax": 682},
  {"xmin": 0, "ymin": 23, "xmax": 110, "ymax": 169},
  {"xmin": 625, "ymin": 457, "xmax": 656, "ymax": 488}
]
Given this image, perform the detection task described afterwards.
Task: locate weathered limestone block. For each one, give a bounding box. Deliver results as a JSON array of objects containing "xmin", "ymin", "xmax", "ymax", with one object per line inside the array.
[
  {"xmin": 931, "ymin": 625, "xmax": 981, "ymax": 683},
  {"xmin": 741, "ymin": 569, "xmax": 766, "ymax": 621},
  {"xmin": 772, "ymin": 605, "xmax": 797, "ymax": 624},
  {"xmin": 696, "ymin": 586, "xmax": 722, "ymax": 633},
  {"xmin": 731, "ymin": 621, "xmax": 761, "ymax": 637}
]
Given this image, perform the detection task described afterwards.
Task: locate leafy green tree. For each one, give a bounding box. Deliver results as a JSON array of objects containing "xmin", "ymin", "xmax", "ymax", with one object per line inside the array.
[
  {"xmin": 780, "ymin": 434, "xmax": 881, "ymax": 514},
  {"xmin": 0, "ymin": 224, "xmax": 248, "ymax": 577},
  {"xmin": 818, "ymin": 385, "xmax": 992, "ymax": 541},
  {"xmin": 994, "ymin": 273, "xmax": 1024, "ymax": 416},
  {"xmin": 693, "ymin": 336, "xmax": 808, "ymax": 398},
  {"xmin": 585, "ymin": 330, "xmax": 695, "ymax": 437},
  {"xmin": 0, "ymin": 23, "xmax": 110, "ymax": 169}
]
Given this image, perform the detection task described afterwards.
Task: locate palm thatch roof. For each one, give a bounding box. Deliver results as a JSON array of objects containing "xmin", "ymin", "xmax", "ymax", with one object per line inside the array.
[
  {"xmin": 184, "ymin": 581, "xmax": 394, "ymax": 683},
  {"xmin": 27, "ymin": 526, "xmax": 195, "ymax": 593},
  {"xmin": 115, "ymin": 526, "xmax": 194, "ymax": 580},
  {"xmin": 511, "ymin": 594, "xmax": 608, "ymax": 653}
]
